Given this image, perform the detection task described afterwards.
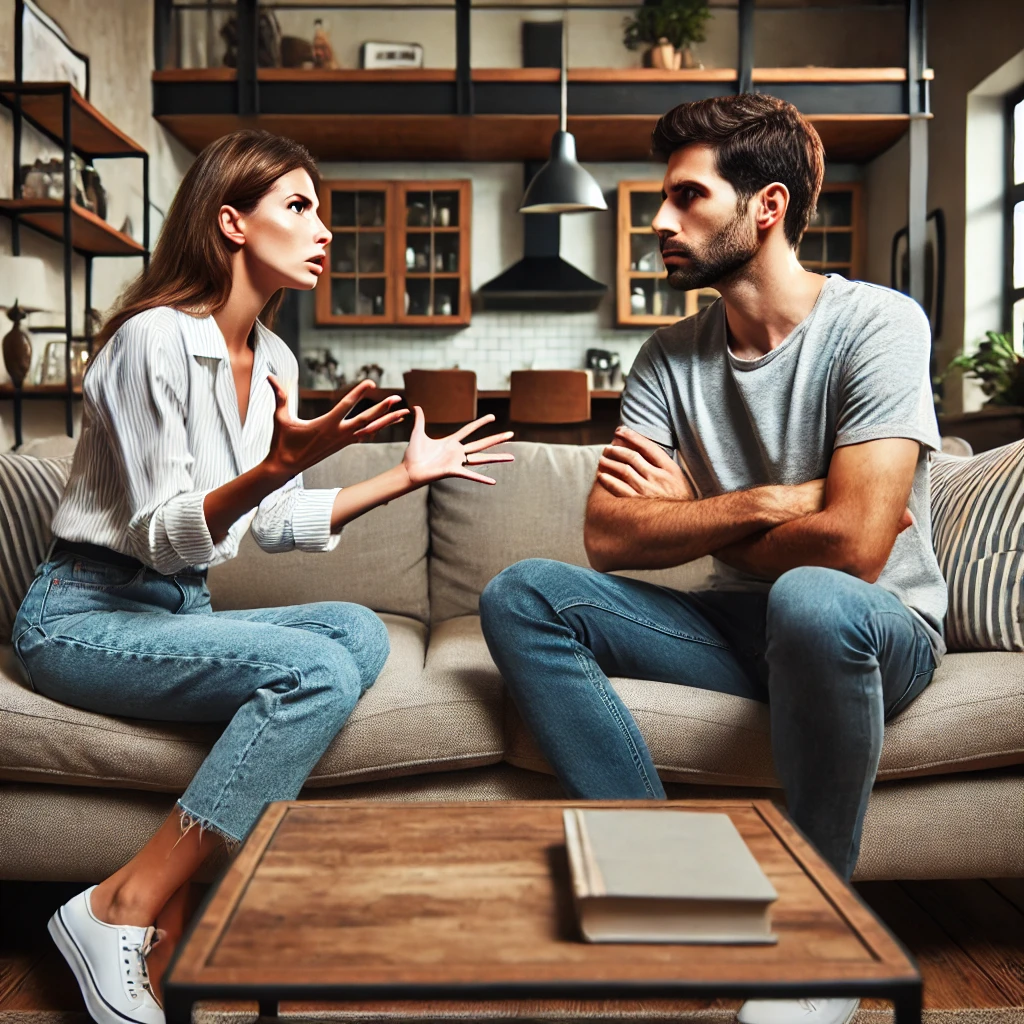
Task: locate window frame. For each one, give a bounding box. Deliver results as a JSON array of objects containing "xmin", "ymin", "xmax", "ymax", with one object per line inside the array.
[{"xmin": 1006, "ymin": 83, "xmax": 1024, "ymax": 344}]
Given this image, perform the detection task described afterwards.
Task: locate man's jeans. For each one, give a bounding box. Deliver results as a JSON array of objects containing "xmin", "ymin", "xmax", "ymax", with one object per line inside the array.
[
  {"xmin": 480, "ymin": 560, "xmax": 937, "ymax": 879},
  {"xmin": 13, "ymin": 549, "xmax": 390, "ymax": 844}
]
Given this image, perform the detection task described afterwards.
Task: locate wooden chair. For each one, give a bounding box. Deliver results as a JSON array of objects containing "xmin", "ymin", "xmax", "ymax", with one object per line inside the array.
[
  {"xmin": 509, "ymin": 370, "xmax": 592, "ymax": 444},
  {"xmin": 403, "ymin": 369, "xmax": 478, "ymax": 436}
]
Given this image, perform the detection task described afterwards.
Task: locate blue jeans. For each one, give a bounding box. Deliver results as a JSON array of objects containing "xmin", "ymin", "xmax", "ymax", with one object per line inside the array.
[
  {"xmin": 480, "ymin": 560, "xmax": 937, "ymax": 880},
  {"xmin": 12, "ymin": 549, "xmax": 390, "ymax": 844}
]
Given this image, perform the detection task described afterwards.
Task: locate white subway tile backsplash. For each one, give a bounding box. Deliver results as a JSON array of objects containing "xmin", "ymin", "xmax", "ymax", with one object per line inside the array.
[{"xmin": 303, "ymin": 309, "xmax": 652, "ymax": 390}]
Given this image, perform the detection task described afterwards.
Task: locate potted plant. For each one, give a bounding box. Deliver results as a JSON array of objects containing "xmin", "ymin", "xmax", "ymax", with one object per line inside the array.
[
  {"xmin": 623, "ymin": 0, "xmax": 711, "ymax": 70},
  {"xmin": 937, "ymin": 330, "xmax": 1024, "ymax": 452}
]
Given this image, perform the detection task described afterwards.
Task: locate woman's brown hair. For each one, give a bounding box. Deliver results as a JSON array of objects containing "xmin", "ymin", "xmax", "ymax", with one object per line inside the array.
[
  {"xmin": 651, "ymin": 94, "xmax": 824, "ymax": 248},
  {"xmin": 96, "ymin": 129, "xmax": 320, "ymax": 349}
]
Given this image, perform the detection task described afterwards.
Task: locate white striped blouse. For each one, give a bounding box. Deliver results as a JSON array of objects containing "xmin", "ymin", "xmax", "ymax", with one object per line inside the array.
[{"xmin": 51, "ymin": 306, "xmax": 341, "ymax": 575}]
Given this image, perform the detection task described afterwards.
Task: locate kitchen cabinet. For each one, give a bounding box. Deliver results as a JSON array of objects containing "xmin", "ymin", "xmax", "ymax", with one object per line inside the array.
[
  {"xmin": 616, "ymin": 180, "xmax": 718, "ymax": 328},
  {"xmin": 616, "ymin": 179, "xmax": 865, "ymax": 328},
  {"xmin": 796, "ymin": 181, "xmax": 864, "ymax": 280},
  {"xmin": 315, "ymin": 179, "xmax": 471, "ymax": 327}
]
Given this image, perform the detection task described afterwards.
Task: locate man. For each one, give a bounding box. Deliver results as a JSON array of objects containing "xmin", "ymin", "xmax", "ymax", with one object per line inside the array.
[{"xmin": 479, "ymin": 93, "xmax": 946, "ymax": 1024}]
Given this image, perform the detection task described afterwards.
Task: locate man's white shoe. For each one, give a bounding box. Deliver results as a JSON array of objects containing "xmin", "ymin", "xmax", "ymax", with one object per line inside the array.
[
  {"xmin": 737, "ymin": 997, "xmax": 859, "ymax": 1024},
  {"xmin": 48, "ymin": 886, "xmax": 165, "ymax": 1024}
]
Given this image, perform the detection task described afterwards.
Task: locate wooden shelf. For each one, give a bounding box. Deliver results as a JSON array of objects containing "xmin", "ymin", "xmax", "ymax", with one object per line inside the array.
[
  {"xmin": 154, "ymin": 67, "xmax": 923, "ymax": 164},
  {"xmin": 0, "ymin": 384, "xmax": 83, "ymax": 399},
  {"xmin": 153, "ymin": 67, "xmax": 910, "ymax": 86},
  {"xmin": 158, "ymin": 113, "xmax": 914, "ymax": 165},
  {"xmin": 0, "ymin": 199, "xmax": 144, "ymax": 256},
  {"xmin": 0, "ymin": 81, "xmax": 145, "ymax": 157}
]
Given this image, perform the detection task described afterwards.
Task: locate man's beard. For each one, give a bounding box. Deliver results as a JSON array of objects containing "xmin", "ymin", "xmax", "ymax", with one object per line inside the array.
[{"xmin": 663, "ymin": 211, "xmax": 758, "ymax": 291}]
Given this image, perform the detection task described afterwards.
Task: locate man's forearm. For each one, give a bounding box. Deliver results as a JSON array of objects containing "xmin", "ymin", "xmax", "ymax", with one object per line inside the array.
[
  {"xmin": 585, "ymin": 486, "xmax": 808, "ymax": 572},
  {"xmin": 715, "ymin": 509, "xmax": 883, "ymax": 583}
]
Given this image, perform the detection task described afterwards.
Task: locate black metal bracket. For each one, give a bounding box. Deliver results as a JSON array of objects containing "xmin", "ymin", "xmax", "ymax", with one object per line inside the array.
[
  {"xmin": 236, "ymin": 0, "xmax": 259, "ymax": 116},
  {"xmin": 455, "ymin": 0, "xmax": 473, "ymax": 115},
  {"xmin": 737, "ymin": 0, "xmax": 754, "ymax": 95}
]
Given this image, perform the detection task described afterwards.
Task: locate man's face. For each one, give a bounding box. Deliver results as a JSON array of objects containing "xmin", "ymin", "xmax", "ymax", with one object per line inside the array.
[{"xmin": 651, "ymin": 143, "xmax": 759, "ymax": 291}]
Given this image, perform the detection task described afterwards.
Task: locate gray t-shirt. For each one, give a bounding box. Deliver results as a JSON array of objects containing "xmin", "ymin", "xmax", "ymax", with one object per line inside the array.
[{"xmin": 621, "ymin": 274, "xmax": 947, "ymax": 659}]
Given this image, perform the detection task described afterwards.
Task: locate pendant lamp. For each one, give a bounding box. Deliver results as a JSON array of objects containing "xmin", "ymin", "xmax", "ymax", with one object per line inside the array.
[{"xmin": 518, "ymin": 17, "xmax": 608, "ymax": 214}]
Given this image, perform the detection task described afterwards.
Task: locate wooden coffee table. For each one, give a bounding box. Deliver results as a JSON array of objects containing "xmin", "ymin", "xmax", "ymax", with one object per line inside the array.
[{"xmin": 163, "ymin": 800, "xmax": 922, "ymax": 1024}]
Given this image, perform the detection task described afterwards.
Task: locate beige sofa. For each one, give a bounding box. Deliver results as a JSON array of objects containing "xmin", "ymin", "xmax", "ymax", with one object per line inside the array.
[{"xmin": 1, "ymin": 441, "xmax": 1022, "ymax": 882}]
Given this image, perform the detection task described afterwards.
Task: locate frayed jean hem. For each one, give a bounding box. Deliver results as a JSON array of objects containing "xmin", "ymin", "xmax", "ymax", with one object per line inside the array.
[{"xmin": 176, "ymin": 801, "xmax": 242, "ymax": 852}]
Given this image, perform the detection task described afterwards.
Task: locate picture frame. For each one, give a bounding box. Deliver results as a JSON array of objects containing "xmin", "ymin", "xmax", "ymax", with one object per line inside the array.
[
  {"xmin": 18, "ymin": 0, "xmax": 89, "ymax": 97},
  {"xmin": 891, "ymin": 208, "xmax": 945, "ymax": 341},
  {"xmin": 360, "ymin": 41, "xmax": 424, "ymax": 69}
]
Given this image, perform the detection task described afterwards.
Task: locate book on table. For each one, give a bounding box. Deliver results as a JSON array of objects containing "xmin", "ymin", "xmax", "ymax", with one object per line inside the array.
[{"xmin": 563, "ymin": 808, "xmax": 779, "ymax": 945}]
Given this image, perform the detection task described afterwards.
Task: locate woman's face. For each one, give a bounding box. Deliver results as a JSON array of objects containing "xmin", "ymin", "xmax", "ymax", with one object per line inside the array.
[{"xmin": 228, "ymin": 168, "xmax": 331, "ymax": 292}]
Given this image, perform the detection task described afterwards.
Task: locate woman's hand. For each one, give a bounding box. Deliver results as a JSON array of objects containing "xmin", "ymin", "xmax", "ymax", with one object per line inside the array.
[
  {"xmin": 263, "ymin": 377, "xmax": 409, "ymax": 482},
  {"xmin": 597, "ymin": 426, "xmax": 696, "ymax": 500},
  {"xmin": 402, "ymin": 406, "xmax": 515, "ymax": 487}
]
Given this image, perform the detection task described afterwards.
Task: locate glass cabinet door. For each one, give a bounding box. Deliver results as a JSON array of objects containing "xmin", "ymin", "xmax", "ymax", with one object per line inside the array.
[
  {"xmin": 618, "ymin": 182, "xmax": 720, "ymax": 325},
  {"xmin": 326, "ymin": 187, "xmax": 389, "ymax": 320},
  {"xmin": 797, "ymin": 185, "xmax": 858, "ymax": 279},
  {"xmin": 398, "ymin": 186, "xmax": 465, "ymax": 322}
]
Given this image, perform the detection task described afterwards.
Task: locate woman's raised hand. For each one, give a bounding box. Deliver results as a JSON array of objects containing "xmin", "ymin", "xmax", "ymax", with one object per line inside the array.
[
  {"xmin": 263, "ymin": 376, "xmax": 409, "ymax": 480},
  {"xmin": 402, "ymin": 406, "xmax": 514, "ymax": 487}
]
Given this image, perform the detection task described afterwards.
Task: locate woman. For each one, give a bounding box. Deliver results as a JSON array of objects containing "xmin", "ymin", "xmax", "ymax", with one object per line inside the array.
[{"xmin": 11, "ymin": 129, "xmax": 513, "ymax": 1024}]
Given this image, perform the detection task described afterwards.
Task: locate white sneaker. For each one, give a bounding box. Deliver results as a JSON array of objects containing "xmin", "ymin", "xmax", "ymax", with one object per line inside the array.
[
  {"xmin": 737, "ymin": 997, "xmax": 859, "ymax": 1024},
  {"xmin": 48, "ymin": 886, "xmax": 165, "ymax": 1024}
]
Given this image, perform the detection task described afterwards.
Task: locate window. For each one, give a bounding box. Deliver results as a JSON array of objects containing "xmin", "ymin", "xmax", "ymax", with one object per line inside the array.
[{"xmin": 1008, "ymin": 85, "xmax": 1024, "ymax": 349}]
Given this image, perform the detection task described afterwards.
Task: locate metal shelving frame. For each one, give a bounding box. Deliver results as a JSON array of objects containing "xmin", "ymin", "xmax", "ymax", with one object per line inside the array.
[
  {"xmin": 1, "ymin": 0, "xmax": 151, "ymax": 444},
  {"xmin": 153, "ymin": 0, "xmax": 930, "ymax": 314}
]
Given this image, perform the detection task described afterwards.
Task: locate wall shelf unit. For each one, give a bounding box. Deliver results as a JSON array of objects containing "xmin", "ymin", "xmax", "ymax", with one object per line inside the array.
[
  {"xmin": 152, "ymin": 66, "xmax": 922, "ymax": 164},
  {"xmin": 0, "ymin": 72, "xmax": 150, "ymax": 445}
]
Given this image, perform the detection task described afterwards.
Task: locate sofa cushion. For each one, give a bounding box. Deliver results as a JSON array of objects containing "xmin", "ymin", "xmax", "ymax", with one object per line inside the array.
[
  {"xmin": 208, "ymin": 442, "xmax": 429, "ymax": 623},
  {"xmin": 930, "ymin": 438, "xmax": 1024, "ymax": 651},
  {"xmin": 451, "ymin": 600, "xmax": 1022, "ymax": 783},
  {"xmin": 0, "ymin": 612, "xmax": 501, "ymax": 791},
  {"xmin": 429, "ymin": 442, "xmax": 715, "ymax": 621},
  {"xmin": 0, "ymin": 454, "xmax": 73, "ymax": 644}
]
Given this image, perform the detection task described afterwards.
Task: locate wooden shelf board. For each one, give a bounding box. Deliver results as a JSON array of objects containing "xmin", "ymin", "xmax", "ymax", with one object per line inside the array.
[
  {"xmin": 0, "ymin": 81, "xmax": 145, "ymax": 156},
  {"xmin": 153, "ymin": 67, "xmax": 908, "ymax": 86},
  {"xmin": 0, "ymin": 384, "xmax": 83, "ymax": 398},
  {"xmin": 0, "ymin": 198, "xmax": 144, "ymax": 256},
  {"xmin": 158, "ymin": 113, "xmax": 912, "ymax": 164},
  {"xmin": 804, "ymin": 225, "xmax": 854, "ymax": 233}
]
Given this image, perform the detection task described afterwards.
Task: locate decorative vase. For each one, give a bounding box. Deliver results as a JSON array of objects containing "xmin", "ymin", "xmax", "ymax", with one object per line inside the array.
[
  {"xmin": 649, "ymin": 38, "xmax": 676, "ymax": 69},
  {"xmin": 2, "ymin": 303, "xmax": 34, "ymax": 389}
]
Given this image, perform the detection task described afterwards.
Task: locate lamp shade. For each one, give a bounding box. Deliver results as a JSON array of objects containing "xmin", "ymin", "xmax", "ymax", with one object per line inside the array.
[
  {"xmin": 0, "ymin": 255, "xmax": 48, "ymax": 308},
  {"xmin": 518, "ymin": 132, "xmax": 608, "ymax": 215}
]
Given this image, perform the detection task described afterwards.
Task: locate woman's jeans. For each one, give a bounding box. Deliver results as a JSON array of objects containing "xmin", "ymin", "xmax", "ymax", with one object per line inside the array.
[
  {"xmin": 12, "ymin": 549, "xmax": 390, "ymax": 845},
  {"xmin": 480, "ymin": 560, "xmax": 937, "ymax": 881}
]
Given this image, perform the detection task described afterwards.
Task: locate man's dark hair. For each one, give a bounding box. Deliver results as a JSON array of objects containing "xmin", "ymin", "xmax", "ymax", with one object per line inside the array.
[{"xmin": 651, "ymin": 94, "xmax": 825, "ymax": 248}]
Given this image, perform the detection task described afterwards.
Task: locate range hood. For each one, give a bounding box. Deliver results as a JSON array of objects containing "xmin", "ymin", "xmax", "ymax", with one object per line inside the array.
[{"xmin": 475, "ymin": 170, "xmax": 608, "ymax": 313}]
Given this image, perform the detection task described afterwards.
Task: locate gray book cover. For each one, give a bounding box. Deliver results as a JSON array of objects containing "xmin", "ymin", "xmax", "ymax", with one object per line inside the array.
[{"xmin": 567, "ymin": 809, "xmax": 778, "ymax": 903}]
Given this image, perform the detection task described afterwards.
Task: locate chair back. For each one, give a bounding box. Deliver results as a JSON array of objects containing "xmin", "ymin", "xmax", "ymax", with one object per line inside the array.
[
  {"xmin": 403, "ymin": 369, "xmax": 478, "ymax": 424},
  {"xmin": 509, "ymin": 370, "xmax": 591, "ymax": 425}
]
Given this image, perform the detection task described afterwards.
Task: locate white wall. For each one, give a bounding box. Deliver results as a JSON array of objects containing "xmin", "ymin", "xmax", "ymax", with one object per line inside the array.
[
  {"xmin": 0, "ymin": 0, "xmax": 194, "ymax": 445},
  {"xmin": 182, "ymin": 2, "xmax": 904, "ymax": 72}
]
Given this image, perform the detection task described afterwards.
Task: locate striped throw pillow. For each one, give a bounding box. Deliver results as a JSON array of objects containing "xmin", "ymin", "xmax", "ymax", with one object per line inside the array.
[
  {"xmin": 0, "ymin": 453, "xmax": 73, "ymax": 644},
  {"xmin": 930, "ymin": 438, "xmax": 1024, "ymax": 651}
]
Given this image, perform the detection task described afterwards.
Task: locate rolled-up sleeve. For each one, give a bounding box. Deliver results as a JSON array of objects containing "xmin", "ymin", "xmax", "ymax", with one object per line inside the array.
[
  {"xmin": 249, "ymin": 380, "xmax": 341, "ymax": 554},
  {"xmin": 90, "ymin": 312, "xmax": 217, "ymax": 573}
]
